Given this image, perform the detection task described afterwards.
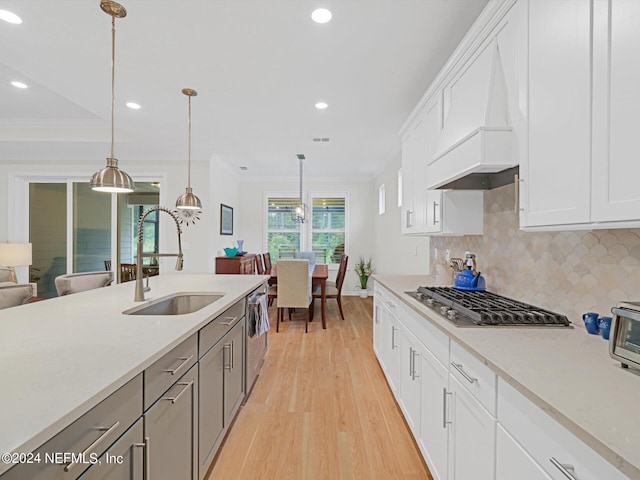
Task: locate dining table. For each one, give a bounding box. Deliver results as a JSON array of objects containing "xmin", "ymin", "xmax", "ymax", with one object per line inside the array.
[{"xmin": 269, "ymin": 263, "xmax": 329, "ymax": 329}]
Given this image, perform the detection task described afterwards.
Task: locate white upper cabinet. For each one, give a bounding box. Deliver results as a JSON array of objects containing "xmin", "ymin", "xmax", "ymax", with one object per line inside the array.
[
  {"xmin": 592, "ymin": 0, "xmax": 640, "ymax": 223},
  {"xmin": 521, "ymin": 0, "xmax": 640, "ymax": 230},
  {"xmin": 520, "ymin": 0, "xmax": 591, "ymax": 228},
  {"xmin": 401, "ymin": 111, "xmax": 427, "ymax": 234}
]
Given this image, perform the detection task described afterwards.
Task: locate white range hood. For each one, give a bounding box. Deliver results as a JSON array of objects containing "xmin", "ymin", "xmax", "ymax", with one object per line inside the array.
[{"xmin": 427, "ymin": 38, "xmax": 516, "ymax": 190}]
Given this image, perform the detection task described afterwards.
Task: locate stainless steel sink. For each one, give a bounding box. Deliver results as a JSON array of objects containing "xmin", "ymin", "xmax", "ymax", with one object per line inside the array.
[{"xmin": 123, "ymin": 292, "xmax": 224, "ymax": 316}]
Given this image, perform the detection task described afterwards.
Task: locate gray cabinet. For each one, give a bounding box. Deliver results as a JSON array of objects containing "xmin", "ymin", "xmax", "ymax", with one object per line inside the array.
[
  {"xmin": 198, "ymin": 309, "xmax": 246, "ymax": 479},
  {"xmin": 77, "ymin": 418, "xmax": 145, "ymax": 480},
  {"xmin": 144, "ymin": 364, "xmax": 198, "ymax": 480}
]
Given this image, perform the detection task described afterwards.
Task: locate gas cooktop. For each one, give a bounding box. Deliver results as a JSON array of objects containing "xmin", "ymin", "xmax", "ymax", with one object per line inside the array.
[{"xmin": 406, "ymin": 286, "xmax": 571, "ymax": 327}]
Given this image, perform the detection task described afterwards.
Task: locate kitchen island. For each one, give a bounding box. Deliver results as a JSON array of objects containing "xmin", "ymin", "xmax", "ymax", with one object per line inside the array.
[
  {"xmin": 0, "ymin": 274, "xmax": 268, "ymax": 478},
  {"xmin": 374, "ymin": 274, "xmax": 640, "ymax": 480}
]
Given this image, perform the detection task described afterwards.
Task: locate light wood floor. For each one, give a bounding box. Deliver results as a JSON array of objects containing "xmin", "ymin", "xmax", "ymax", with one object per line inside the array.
[{"xmin": 206, "ymin": 296, "xmax": 433, "ymax": 480}]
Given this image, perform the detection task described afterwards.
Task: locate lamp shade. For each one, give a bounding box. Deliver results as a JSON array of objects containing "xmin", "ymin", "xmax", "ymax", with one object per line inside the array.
[
  {"xmin": 90, "ymin": 157, "xmax": 135, "ymax": 193},
  {"xmin": 176, "ymin": 187, "xmax": 202, "ymax": 210},
  {"xmin": 0, "ymin": 243, "xmax": 32, "ymax": 267}
]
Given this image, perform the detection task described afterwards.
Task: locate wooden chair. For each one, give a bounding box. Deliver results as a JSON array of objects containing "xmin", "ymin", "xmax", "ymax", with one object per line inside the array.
[
  {"xmin": 313, "ymin": 254, "xmax": 348, "ymax": 320},
  {"xmin": 276, "ymin": 259, "xmax": 314, "ymax": 333},
  {"xmin": 104, "ymin": 260, "xmax": 112, "ymax": 271},
  {"xmin": 54, "ymin": 271, "xmax": 114, "ymax": 296},
  {"xmin": 255, "ymin": 254, "xmax": 265, "ymax": 275},
  {"xmin": 120, "ymin": 263, "xmax": 137, "ymax": 283},
  {"xmin": 263, "ymin": 253, "xmax": 272, "ymax": 271}
]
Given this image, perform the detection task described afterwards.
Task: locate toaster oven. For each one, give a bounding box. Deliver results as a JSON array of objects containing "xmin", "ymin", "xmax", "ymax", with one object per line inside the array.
[{"xmin": 610, "ymin": 301, "xmax": 640, "ymax": 370}]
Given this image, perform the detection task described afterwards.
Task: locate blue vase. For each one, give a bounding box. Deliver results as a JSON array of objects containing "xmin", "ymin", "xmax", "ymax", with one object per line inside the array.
[{"xmin": 237, "ymin": 240, "xmax": 244, "ymax": 252}]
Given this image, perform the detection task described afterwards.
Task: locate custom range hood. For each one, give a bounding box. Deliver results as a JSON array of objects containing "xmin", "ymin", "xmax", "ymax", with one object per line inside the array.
[{"xmin": 427, "ymin": 38, "xmax": 517, "ymax": 190}]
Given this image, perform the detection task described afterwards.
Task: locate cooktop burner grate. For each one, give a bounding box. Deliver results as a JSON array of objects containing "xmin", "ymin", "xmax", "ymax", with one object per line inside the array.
[{"xmin": 413, "ymin": 286, "xmax": 570, "ymax": 326}]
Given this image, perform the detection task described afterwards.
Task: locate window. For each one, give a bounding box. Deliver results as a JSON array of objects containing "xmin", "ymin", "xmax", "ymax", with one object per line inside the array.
[
  {"xmin": 265, "ymin": 193, "xmax": 347, "ymax": 265},
  {"xmin": 378, "ymin": 184, "xmax": 386, "ymax": 215},
  {"xmin": 311, "ymin": 196, "xmax": 346, "ymax": 264},
  {"xmin": 266, "ymin": 196, "xmax": 301, "ymax": 262}
]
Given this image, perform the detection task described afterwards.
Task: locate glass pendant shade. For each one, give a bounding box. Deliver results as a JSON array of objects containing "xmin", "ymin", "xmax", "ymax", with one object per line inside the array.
[
  {"xmin": 292, "ymin": 154, "xmax": 307, "ymax": 223},
  {"xmin": 176, "ymin": 187, "xmax": 202, "ymax": 210},
  {"xmin": 90, "ymin": 157, "xmax": 135, "ymax": 193}
]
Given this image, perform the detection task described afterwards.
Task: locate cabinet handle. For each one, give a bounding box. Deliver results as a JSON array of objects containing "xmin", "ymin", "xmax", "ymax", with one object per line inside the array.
[
  {"xmin": 549, "ymin": 457, "xmax": 577, "ymax": 479},
  {"xmin": 385, "ymin": 300, "xmax": 395, "ymax": 309},
  {"xmin": 391, "ymin": 326, "xmax": 397, "ymax": 350},
  {"xmin": 164, "ymin": 355, "xmax": 193, "ymax": 376},
  {"xmin": 220, "ymin": 315, "xmax": 239, "ymax": 326},
  {"xmin": 409, "ymin": 347, "xmax": 414, "ymax": 377},
  {"xmin": 231, "ymin": 340, "xmax": 235, "ymax": 370},
  {"xmin": 514, "ymin": 174, "xmax": 524, "ymax": 214},
  {"xmin": 433, "ymin": 201, "xmax": 439, "ymax": 224},
  {"xmin": 451, "ymin": 362, "xmax": 478, "ymax": 384},
  {"xmin": 411, "ymin": 350, "xmax": 420, "ymax": 380},
  {"xmin": 133, "ymin": 436, "xmax": 150, "ymax": 480},
  {"xmin": 442, "ymin": 388, "xmax": 452, "ymax": 429},
  {"xmin": 162, "ymin": 380, "xmax": 194, "ymax": 404},
  {"xmin": 63, "ymin": 421, "xmax": 120, "ymax": 472},
  {"xmin": 406, "ymin": 209, "xmax": 413, "ymax": 228},
  {"xmin": 224, "ymin": 343, "xmax": 232, "ymax": 371}
]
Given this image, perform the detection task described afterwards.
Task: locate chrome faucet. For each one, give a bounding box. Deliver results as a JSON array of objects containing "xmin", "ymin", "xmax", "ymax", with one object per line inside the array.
[{"xmin": 134, "ymin": 206, "xmax": 184, "ymax": 302}]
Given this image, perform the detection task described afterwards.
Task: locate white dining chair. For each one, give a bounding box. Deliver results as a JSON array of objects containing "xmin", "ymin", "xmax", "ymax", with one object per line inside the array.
[
  {"xmin": 294, "ymin": 251, "xmax": 316, "ymax": 266},
  {"xmin": 275, "ymin": 259, "xmax": 314, "ymax": 333},
  {"xmin": 0, "ymin": 283, "xmax": 36, "ymax": 310}
]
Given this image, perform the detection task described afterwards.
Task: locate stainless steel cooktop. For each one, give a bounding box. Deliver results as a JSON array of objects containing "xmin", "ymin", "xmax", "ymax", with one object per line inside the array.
[{"xmin": 406, "ymin": 286, "xmax": 571, "ymax": 327}]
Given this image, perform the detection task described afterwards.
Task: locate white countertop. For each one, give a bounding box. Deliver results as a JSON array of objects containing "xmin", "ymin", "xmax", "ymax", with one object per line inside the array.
[
  {"xmin": 373, "ymin": 274, "xmax": 640, "ymax": 480},
  {"xmin": 0, "ymin": 274, "xmax": 268, "ymax": 476}
]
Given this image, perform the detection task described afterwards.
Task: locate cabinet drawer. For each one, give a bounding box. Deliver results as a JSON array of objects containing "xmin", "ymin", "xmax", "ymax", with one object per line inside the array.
[
  {"xmin": 450, "ymin": 341, "xmax": 496, "ymax": 416},
  {"xmin": 1, "ymin": 375, "xmax": 142, "ymax": 480},
  {"xmin": 498, "ymin": 379, "xmax": 628, "ymax": 480},
  {"xmin": 199, "ymin": 298, "xmax": 245, "ymax": 357},
  {"xmin": 144, "ymin": 334, "xmax": 197, "ymax": 410},
  {"xmin": 398, "ymin": 299, "xmax": 449, "ymax": 367}
]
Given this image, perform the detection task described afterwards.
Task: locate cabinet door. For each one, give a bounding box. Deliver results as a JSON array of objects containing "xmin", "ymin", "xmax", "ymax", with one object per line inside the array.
[
  {"xmin": 496, "ymin": 424, "xmax": 552, "ymax": 480},
  {"xmin": 592, "ymin": 0, "xmax": 640, "ymax": 222},
  {"xmin": 424, "ymin": 96, "xmax": 444, "ymax": 233},
  {"xmin": 419, "ymin": 350, "xmax": 449, "ymax": 480},
  {"xmin": 145, "ymin": 364, "xmax": 198, "ymax": 480},
  {"xmin": 373, "ymin": 300, "xmax": 383, "ymax": 358},
  {"xmin": 401, "ymin": 129, "xmax": 415, "ymax": 234},
  {"xmin": 399, "ymin": 329, "xmax": 422, "ymax": 436},
  {"xmin": 385, "ymin": 306, "xmax": 402, "ymax": 394},
  {"xmin": 448, "ymin": 374, "xmax": 496, "ymax": 480},
  {"xmin": 522, "ymin": 0, "xmax": 591, "ymax": 227},
  {"xmin": 224, "ymin": 319, "xmax": 246, "ymax": 426},
  {"xmin": 199, "ymin": 341, "xmax": 225, "ymax": 478},
  {"xmin": 77, "ymin": 418, "xmax": 144, "ymax": 480}
]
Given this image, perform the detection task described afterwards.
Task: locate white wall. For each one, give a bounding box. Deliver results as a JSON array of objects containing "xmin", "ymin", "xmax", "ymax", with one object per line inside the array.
[
  {"xmin": 236, "ymin": 178, "xmax": 375, "ymax": 294},
  {"xmin": 372, "ymin": 152, "xmax": 431, "ymax": 276}
]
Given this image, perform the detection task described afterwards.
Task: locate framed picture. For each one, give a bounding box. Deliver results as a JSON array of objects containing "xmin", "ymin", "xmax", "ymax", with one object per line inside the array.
[{"xmin": 220, "ymin": 204, "xmax": 233, "ymax": 235}]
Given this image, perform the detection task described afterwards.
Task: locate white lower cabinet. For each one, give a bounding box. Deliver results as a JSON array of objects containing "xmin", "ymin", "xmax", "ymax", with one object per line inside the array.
[
  {"xmin": 374, "ymin": 290, "xmax": 402, "ymax": 394},
  {"xmin": 418, "ymin": 348, "xmax": 449, "ymax": 480},
  {"xmin": 399, "ymin": 328, "xmax": 423, "ymax": 436},
  {"xmin": 496, "ymin": 424, "xmax": 552, "ymax": 480},
  {"xmin": 447, "ymin": 373, "xmax": 496, "ymax": 480}
]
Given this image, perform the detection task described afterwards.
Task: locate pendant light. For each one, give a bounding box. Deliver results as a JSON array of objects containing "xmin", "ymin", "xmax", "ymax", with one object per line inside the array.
[
  {"xmin": 292, "ymin": 154, "xmax": 308, "ymax": 223},
  {"xmin": 175, "ymin": 88, "xmax": 203, "ymax": 210},
  {"xmin": 89, "ymin": 0, "xmax": 135, "ymax": 193}
]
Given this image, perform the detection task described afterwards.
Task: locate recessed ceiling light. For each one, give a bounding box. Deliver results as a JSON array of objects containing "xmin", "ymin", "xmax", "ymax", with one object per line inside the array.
[
  {"xmin": 315, "ymin": 102, "xmax": 328, "ymax": 110},
  {"xmin": 311, "ymin": 8, "xmax": 332, "ymax": 24},
  {"xmin": 0, "ymin": 10, "xmax": 22, "ymax": 24},
  {"xmin": 10, "ymin": 81, "xmax": 27, "ymax": 89},
  {"xmin": 126, "ymin": 102, "xmax": 141, "ymax": 110}
]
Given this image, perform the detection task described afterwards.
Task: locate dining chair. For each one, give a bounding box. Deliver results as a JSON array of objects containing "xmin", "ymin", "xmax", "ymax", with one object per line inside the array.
[
  {"xmin": 255, "ymin": 254, "xmax": 265, "ymax": 275},
  {"xmin": 294, "ymin": 251, "xmax": 316, "ymax": 266},
  {"xmin": 263, "ymin": 253, "xmax": 272, "ymax": 271},
  {"xmin": 0, "ymin": 283, "xmax": 36, "ymax": 310},
  {"xmin": 104, "ymin": 260, "xmax": 112, "ymax": 271},
  {"xmin": 120, "ymin": 263, "xmax": 137, "ymax": 283},
  {"xmin": 54, "ymin": 271, "xmax": 114, "ymax": 296},
  {"xmin": 313, "ymin": 254, "xmax": 348, "ymax": 320},
  {"xmin": 276, "ymin": 259, "xmax": 314, "ymax": 333},
  {"xmin": 327, "ymin": 253, "xmax": 348, "ymax": 287}
]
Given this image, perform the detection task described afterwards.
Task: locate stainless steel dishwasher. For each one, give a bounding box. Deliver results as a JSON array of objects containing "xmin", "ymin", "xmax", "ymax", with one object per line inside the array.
[{"xmin": 246, "ymin": 282, "xmax": 268, "ymax": 395}]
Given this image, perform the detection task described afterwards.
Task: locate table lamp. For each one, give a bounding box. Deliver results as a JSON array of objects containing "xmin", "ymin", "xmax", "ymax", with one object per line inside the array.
[{"xmin": 0, "ymin": 242, "xmax": 33, "ymax": 283}]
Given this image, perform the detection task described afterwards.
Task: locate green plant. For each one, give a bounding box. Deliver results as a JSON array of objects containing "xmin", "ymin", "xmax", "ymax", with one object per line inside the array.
[{"xmin": 355, "ymin": 256, "xmax": 373, "ymax": 290}]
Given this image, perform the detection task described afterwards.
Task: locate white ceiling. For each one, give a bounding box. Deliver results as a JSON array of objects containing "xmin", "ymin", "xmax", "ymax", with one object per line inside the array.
[{"xmin": 0, "ymin": 0, "xmax": 488, "ymax": 180}]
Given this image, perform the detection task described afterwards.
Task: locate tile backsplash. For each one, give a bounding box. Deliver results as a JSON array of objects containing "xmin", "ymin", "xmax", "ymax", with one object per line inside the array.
[{"xmin": 431, "ymin": 184, "xmax": 640, "ymax": 323}]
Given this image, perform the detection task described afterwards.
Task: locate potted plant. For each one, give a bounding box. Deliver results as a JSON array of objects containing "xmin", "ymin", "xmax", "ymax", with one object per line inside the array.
[{"xmin": 355, "ymin": 256, "xmax": 373, "ymax": 298}]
